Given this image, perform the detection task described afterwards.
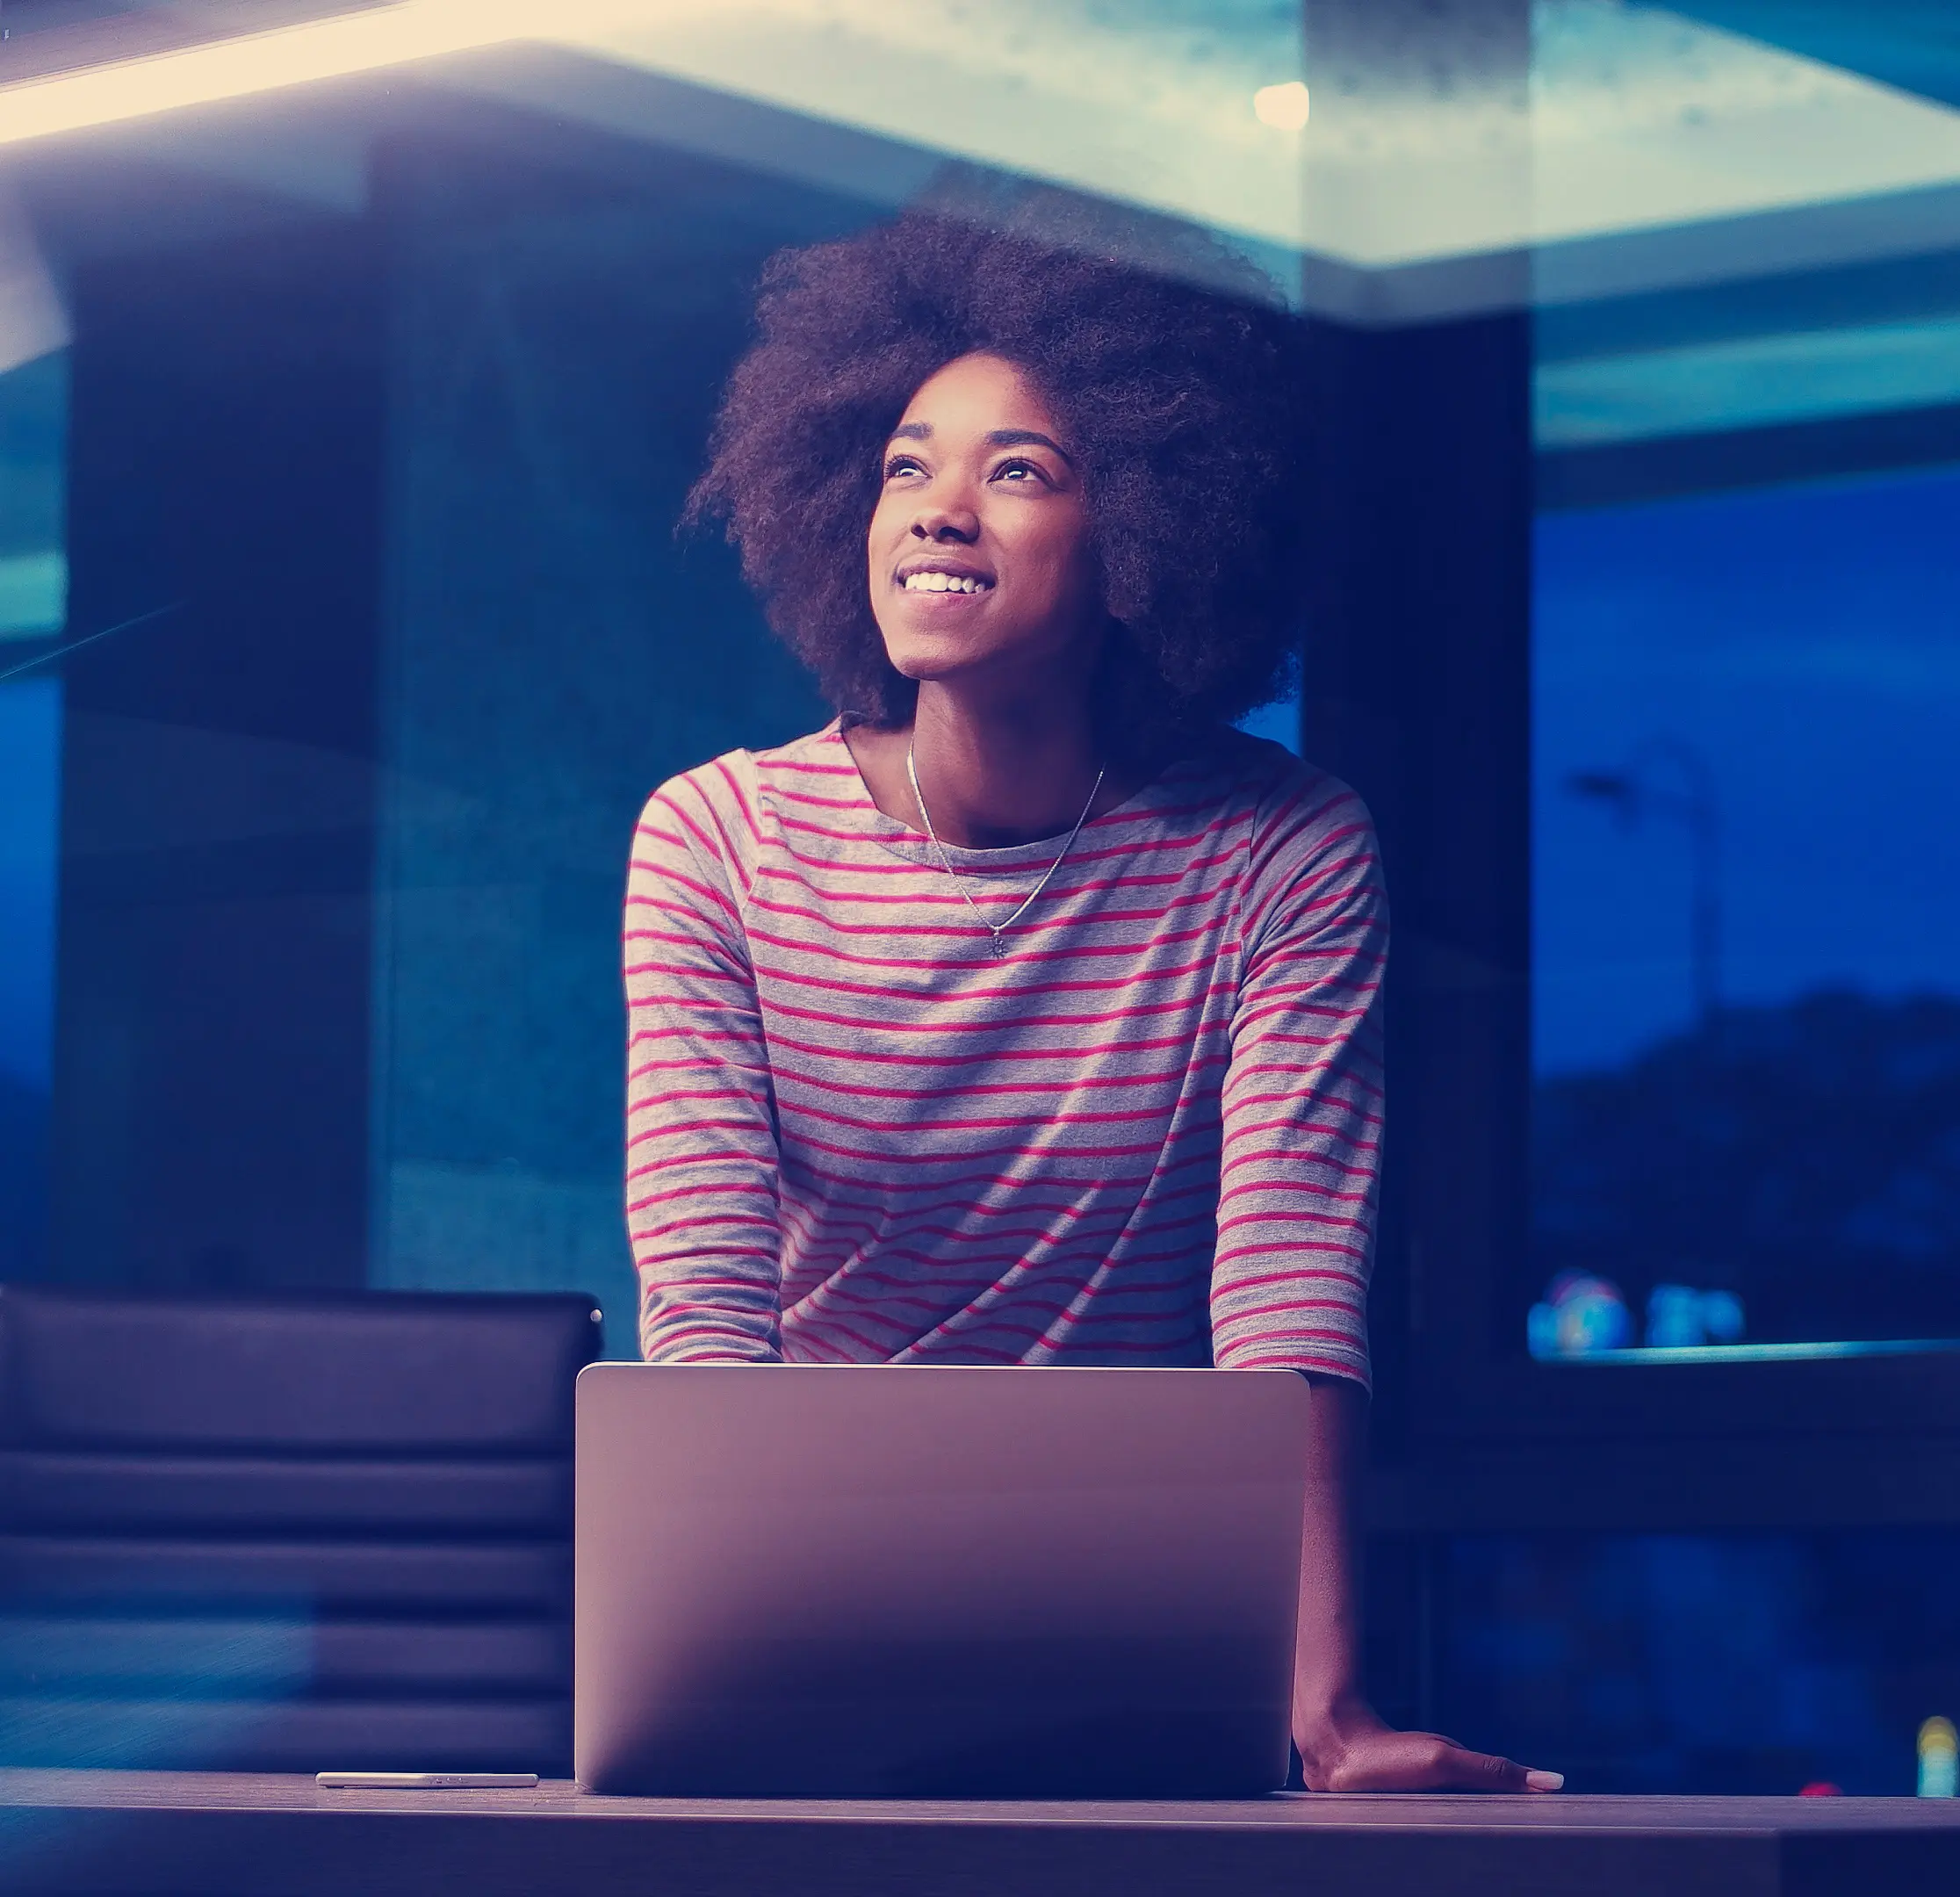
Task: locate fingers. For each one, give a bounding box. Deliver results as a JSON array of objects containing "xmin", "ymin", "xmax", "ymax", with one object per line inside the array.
[
  {"xmin": 1433, "ymin": 1745, "xmax": 1560, "ymax": 1793},
  {"xmin": 1314, "ymin": 1728, "xmax": 1565, "ymax": 1794}
]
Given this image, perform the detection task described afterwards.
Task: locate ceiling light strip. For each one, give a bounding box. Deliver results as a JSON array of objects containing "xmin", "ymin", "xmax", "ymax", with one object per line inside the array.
[{"xmin": 0, "ymin": 0, "xmax": 572, "ymax": 147}]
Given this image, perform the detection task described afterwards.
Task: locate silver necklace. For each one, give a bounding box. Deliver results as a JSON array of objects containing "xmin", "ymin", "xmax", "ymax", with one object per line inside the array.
[{"xmin": 905, "ymin": 740, "xmax": 1105, "ymax": 959}]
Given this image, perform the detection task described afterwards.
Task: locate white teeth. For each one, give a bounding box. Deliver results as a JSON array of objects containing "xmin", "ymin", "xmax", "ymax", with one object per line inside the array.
[{"xmin": 903, "ymin": 572, "xmax": 988, "ymax": 593}]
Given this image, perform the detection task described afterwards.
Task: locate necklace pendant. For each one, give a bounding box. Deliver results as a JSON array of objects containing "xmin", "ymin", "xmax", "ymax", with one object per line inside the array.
[{"xmin": 905, "ymin": 740, "xmax": 1105, "ymax": 970}]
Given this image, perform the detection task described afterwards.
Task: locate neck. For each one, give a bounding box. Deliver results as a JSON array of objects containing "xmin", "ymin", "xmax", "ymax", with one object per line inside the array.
[{"xmin": 908, "ymin": 679, "xmax": 1101, "ymax": 849}]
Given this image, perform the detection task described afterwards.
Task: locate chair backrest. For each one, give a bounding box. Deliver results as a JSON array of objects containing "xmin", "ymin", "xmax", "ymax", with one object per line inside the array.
[
  {"xmin": 0, "ymin": 1285, "xmax": 603, "ymax": 1774},
  {"xmin": 0, "ymin": 1286, "xmax": 598, "ymax": 1453}
]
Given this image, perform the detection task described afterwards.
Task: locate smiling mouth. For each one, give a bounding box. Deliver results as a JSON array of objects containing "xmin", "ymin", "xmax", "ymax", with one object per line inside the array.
[{"xmin": 897, "ymin": 566, "xmax": 995, "ymax": 595}]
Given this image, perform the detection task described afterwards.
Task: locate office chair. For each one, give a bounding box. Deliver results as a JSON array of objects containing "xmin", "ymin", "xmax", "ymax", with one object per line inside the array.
[{"xmin": 0, "ymin": 1285, "xmax": 602, "ymax": 1772}]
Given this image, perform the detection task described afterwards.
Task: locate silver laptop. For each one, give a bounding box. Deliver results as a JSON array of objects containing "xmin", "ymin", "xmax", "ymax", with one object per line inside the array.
[{"xmin": 573, "ymin": 1362, "xmax": 1310, "ymax": 1797}]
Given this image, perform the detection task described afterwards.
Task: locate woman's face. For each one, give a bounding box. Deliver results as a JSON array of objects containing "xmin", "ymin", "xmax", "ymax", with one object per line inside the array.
[{"xmin": 867, "ymin": 351, "xmax": 1101, "ymax": 697}]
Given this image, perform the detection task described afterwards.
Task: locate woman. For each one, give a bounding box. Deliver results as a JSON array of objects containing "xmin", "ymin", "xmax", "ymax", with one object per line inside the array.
[{"xmin": 624, "ymin": 204, "xmax": 1559, "ymax": 1796}]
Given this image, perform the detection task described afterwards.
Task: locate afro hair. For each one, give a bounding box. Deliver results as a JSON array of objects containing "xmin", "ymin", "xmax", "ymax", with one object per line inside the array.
[{"xmin": 685, "ymin": 188, "xmax": 1310, "ymax": 761}]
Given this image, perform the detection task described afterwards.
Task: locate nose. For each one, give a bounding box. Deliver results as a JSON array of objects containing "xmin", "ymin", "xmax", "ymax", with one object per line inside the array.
[{"xmin": 910, "ymin": 500, "xmax": 979, "ymax": 544}]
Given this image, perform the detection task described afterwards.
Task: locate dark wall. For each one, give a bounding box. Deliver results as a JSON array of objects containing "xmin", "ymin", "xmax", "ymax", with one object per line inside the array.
[
  {"xmin": 1301, "ymin": 310, "xmax": 1536, "ymax": 1447},
  {"xmin": 51, "ymin": 215, "xmax": 386, "ymax": 1290}
]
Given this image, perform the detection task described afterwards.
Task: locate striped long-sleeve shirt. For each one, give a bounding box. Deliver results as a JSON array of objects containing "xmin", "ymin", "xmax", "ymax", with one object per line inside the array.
[{"xmin": 623, "ymin": 720, "xmax": 1387, "ymax": 1387}]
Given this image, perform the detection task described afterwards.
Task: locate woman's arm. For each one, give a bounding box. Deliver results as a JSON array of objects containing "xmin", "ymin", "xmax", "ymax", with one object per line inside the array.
[
  {"xmin": 1292, "ymin": 1373, "xmax": 1561, "ymax": 1792},
  {"xmin": 1219, "ymin": 765, "xmax": 1560, "ymax": 1791},
  {"xmin": 1210, "ymin": 772, "xmax": 1387, "ymax": 1385},
  {"xmin": 624, "ymin": 771, "xmax": 785, "ymax": 1362}
]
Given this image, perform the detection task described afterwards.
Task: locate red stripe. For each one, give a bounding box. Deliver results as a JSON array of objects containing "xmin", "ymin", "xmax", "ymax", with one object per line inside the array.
[
  {"xmin": 756, "ymin": 854, "xmax": 1242, "ymax": 905},
  {"xmin": 767, "ymin": 1053, "xmax": 1225, "ymax": 1103},
  {"xmin": 753, "ymin": 983, "xmax": 1236, "ymax": 1038},
  {"xmin": 760, "ymin": 1023, "xmax": 1218, "ymax": 1070}
]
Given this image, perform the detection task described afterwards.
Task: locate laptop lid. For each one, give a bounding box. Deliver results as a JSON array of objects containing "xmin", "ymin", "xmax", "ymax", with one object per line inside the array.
[{"xmin": 574, "ymin": 1362, "xmax": 1310, "ymax": 1796}]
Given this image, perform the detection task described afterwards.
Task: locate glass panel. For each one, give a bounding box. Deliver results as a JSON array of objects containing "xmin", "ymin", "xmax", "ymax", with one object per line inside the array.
[
  {"xmin": 364, "ymin": 144, "xmax": 841, "ymax": 1332},
  {"xmin": 1, "ymin": 5, "xmax": 1312, "ymax": 1352},
  {"xmin": 9, "ymin": 3, "xmax": 1949, "ymax": 1368},
  {"xmin": 1440, "ymin": 1530, "xmax": 1960, "ymax": 1794},
  {"xmin": 1526, "ymin": 11, "xmax": 1960, "ymax": 1361},
  {"xmin": 0, "ymin": 347, "xmax": 67, "ymax": 1285}
]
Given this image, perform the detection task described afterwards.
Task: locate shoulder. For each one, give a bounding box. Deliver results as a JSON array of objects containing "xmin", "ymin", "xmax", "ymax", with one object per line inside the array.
[
  {"xmin": 635, "ymin": 722, "xmax": 847, "ymax": 865},
  {"xmin": 1183, "ymin": 729, "xmax": 1376, "ymax": 869},
  {"xmin": 1184, "ymin": 730, "xmax": 1383, "ymax": 948},
  {"xmin": 748, "ymin": 719, "xmax": 864, "ymax": 818},
  {"xmin": 634, "ymin": 754, "xmax": 756, "ymax": 885}
]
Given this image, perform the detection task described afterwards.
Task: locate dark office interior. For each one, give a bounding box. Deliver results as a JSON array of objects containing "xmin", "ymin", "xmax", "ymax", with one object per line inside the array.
[{"xmin": 1, "ymin": 4, "xmax": 1958, "ymax": 1886}]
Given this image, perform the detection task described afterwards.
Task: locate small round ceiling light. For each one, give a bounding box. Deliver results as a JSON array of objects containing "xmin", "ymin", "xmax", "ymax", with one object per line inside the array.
[{"xmin": 1252, "ymin": 82, "xmax": 1310, "ymax": 131}]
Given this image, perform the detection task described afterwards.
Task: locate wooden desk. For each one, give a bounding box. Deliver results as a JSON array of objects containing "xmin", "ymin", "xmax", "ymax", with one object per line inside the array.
[{"xmin": 4, "ymin": 1769, "xmax": 1958, "ymax": 1896}]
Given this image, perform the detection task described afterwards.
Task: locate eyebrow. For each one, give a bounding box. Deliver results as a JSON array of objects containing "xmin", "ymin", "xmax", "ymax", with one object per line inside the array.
[
  {"xmin": 988, "ymin": 428, "xmax": 1073, "ymax": 462},
  {"xmin": 887, "ymin": 422, "xmax": 1074, "ymax": 464}
]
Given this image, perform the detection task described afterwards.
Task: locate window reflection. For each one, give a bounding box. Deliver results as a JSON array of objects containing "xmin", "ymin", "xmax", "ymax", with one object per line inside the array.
[
  {"xmin": 0, "ymin": 347, "xmax": 67, "ymax": 1287},
  {"xmin": 1531, "ymin": 466, "xmax": 1960, "ymax": 1354},
  {"xmin": 0, "ymin": 6, "xmax": 1955, "ymax": 1356},
  {"xmin": 1524, "ymin": 0, "xmax": 1960, "ymax": 1360},
  {"xmin": 1441, "ymin": 1529, "xmax": 1960, "ymax": 1794}
]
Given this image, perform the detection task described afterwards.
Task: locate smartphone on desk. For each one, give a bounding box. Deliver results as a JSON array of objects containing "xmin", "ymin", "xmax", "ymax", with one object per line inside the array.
[{"xmin": 315, "ymin": 1772, "xmax": 539, "ymax": 1789}]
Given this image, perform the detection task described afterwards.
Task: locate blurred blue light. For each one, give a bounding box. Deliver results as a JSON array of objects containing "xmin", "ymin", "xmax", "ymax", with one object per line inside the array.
[{"xmin": 1543, "ymin": 1338, "xmax": 1960, "ymax": 1366}]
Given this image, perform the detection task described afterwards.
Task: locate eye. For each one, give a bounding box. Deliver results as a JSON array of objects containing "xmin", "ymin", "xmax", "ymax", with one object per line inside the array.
[
  {"xmin": 991, "ymin": 458, "xmax": 1049, "ymax": 486},
  {"xmin": 883, "ymin": 453, "xmax": 925, "ymax": 481}
]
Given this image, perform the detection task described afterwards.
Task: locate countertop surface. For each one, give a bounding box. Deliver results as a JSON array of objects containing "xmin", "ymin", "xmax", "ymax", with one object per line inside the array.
[{"xmin": 4, "ymin": 1768, "xmax": 1958, "ymax": 1895}]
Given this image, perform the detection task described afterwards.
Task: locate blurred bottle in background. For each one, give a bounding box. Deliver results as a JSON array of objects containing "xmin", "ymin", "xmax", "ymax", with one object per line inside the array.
[{"xmin": 1920, "ymin": 1718, "xmax": 1957, "ymax": 1798}]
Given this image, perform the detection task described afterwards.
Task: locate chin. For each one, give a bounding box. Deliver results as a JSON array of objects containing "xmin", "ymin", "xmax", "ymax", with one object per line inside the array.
[{"xmin": 880, "ymin": 631, "xmax": 992, "ymax": 683}]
